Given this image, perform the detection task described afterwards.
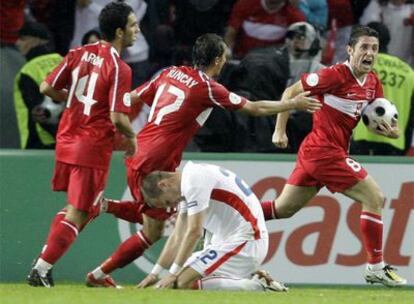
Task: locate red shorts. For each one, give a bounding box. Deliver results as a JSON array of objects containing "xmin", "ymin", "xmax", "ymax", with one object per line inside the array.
[
  {"xmin": 126, "ymin": 164, "xmax": 175, "ymax": 222},
  {"xmin": 52, "ymin": 161, "xmax": 109, "ymax": 212},
  {"xmin": 287, "ymin": 156, "xmax": 367, "ymax": 193}
]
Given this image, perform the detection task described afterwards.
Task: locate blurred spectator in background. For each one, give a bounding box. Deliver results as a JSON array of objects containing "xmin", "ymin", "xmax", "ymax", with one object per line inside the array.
[
  {"xmin": 0, "ymin": 0, "xmax": 26, "ymax": 148},
  {"xmin": 81, "ymin": 29, "xmax": 101, "ymax": 45},
  {"xmin": 13, "ymin": 21, "xmax": 63, "ymax": 149},
  {"xmin": 171, "ymin": 0, "xmax": 236, "ymax": 64},
  {"xmin": 351, "ymin": 22, "xmax": 414, "ymax": 155},
  {"xmin": 28, "ymin": 0, "xmax": 76, "ymax": 56},
  {"xmin": 224, "ymin": 0, "xmax": 305, "ymax": 59},
  {"xmin": 70, "ymin": 0, "xmax": 150, "ymax": 87},
  {"xmin": 324, "ymin": 0, "xmax": 355, "ymax": 64},
  {"xmin": 195, "ymin": 21, "xmax": 324, "ymax": 153},
  {"xmin": 291, "ymin": 0, "xmax": 328, "ymax": 32},
  {"xmin": 350, "ymin": 0, "xmax": 371, "ymax": 22},
  {"xmin": 360, "ymin": 0, "xmax": 414, "ymax": 66}
]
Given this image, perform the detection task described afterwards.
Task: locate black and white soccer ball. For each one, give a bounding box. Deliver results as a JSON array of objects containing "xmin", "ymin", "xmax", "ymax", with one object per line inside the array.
[
  {"xmin": 362, "ymin": 98, "xmax": 399, "ymax": 132},
  {"xmin": 39, "ymin": 96, "xmax": 65, "ymax": 124}
]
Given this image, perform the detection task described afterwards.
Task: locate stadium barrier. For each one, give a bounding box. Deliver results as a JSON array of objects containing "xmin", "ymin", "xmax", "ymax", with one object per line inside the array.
[{"xmin": 1, "ymin": 150, "xmax": 413, "ymax": 285}]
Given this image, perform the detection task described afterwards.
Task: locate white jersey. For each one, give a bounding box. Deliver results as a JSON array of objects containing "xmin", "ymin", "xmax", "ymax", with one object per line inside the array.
[{"xmin": 179, "ymin": 162, "xmax": 268, "ymax": 243}]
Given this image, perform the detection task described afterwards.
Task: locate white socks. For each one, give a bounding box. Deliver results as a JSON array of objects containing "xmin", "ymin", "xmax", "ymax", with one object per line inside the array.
[
  {"xmin": 34, "ymin": 258, "xmax": 53, "ymax": 277},
  {"xmin": 367, "ymin": 261, "xmax": 385, "ymax": 271},
  {"xmin": 91, "ymin": 267, "xmax": 106, "ymax": 280}
]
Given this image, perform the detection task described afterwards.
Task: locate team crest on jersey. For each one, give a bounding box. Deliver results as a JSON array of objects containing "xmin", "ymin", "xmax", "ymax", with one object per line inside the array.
[
  {"xmin": 365, "ymin": 89, "xmax": 375, "ymax": 100},
  {"xmin": 229, "ymin": 92, "xmax": 242, "ymax": 105},
  {"xmin": 306, "ymin": 73, "xmax": 319, "ymax": 87},
  {"xmin": 123, "ymin": 93, "xmax": 131, "ymax": 107}
]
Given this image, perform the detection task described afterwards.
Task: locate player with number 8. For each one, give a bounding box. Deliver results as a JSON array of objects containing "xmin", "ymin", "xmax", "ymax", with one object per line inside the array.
[{"xmin": 267, "ymin": 25, "xmax": 406, "ymax": 287}]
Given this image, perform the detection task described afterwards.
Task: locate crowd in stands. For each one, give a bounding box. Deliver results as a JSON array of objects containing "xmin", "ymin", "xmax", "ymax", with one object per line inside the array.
[{"xmin": 1, "ymin": 0, "xmax": 413, "ymax": 155}]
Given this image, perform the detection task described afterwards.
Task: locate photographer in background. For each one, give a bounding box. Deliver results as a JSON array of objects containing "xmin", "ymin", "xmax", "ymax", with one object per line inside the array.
[{"xmin": 14, "ymin": 21, "xmax": 63, "ymax": 149}]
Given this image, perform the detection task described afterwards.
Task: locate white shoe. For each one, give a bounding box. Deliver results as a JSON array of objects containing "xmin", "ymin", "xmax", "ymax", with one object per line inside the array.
[
  {"xmin": 364, "ymin": 265, "xmax": 407, "ymax": 287},
  {"xmin": 252, "ymin": 270, "xmax": 288, "ymax": 292}
]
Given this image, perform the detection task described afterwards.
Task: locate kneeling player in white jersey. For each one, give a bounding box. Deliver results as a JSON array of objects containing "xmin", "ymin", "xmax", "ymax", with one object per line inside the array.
[{"xmin": 137, "ymin": 162, "xmax": 287, "ymax": 291}]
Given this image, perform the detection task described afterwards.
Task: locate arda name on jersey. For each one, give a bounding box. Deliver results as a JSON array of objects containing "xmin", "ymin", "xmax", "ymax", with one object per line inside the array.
[{"xmin": 81, "ymin": 51, "xmax": 104, "ymax": 68}]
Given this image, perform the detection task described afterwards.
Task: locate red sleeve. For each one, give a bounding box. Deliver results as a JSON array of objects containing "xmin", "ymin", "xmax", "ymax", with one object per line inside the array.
[
  {"xmin": 202, "ymin": 81, "xmax": 247, "ymax": 110},
  {"xmin": 300, "ymin": 66, "xmax": 343, "ymax": 95},
  {"xmin": 134, "ymin": 69, "xmax": 165, "ymax": 106},
  {"xmin": 109, "ymin": 61, "xmax": 132, "ymax": 113},
  {"xmin": 228, "ymin": 0, "xmax": 249, "ymax": 30},
  {"xmin": 45, "ymin": 52, "xmax": 71, "ymax": 90}
]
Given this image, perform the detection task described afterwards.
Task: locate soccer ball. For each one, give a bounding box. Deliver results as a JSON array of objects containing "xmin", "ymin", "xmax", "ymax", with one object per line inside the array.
[
  {"xmin": 362, "ymin": 98, "xmax": 398, "ymax": 132},
  {"xmin": 39, "ymin": 96, "xmax": 65, "ymax": 124}
]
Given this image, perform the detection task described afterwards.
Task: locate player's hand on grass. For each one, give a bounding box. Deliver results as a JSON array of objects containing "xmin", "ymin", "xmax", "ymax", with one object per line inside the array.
[
  {"xmin": 272, "ymin": 131, "xmax": 288, "ymax": 149},
  {"xmin": 291, "ymin": 91, "xmax": 322, "ymax": 113},
  {"xmin": 155, "ymin": 274, "xmax": 177, "ymax": 289},
  {"xmin": 137, "ymin": 273, "xmax": 158, "ymax": 288},
  {"xmin": 375, "ymin": 119, "xmax": 400, "ymax": 139},
  {"xmin": 124, "ymin": 136, "xmax": 137, "ymax": 158}
]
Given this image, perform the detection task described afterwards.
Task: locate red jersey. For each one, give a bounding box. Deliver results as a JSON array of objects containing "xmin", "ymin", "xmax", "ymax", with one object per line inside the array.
[
  {"xmin": 299, "ymin": 61, "xmax": 383, "ymax": 158},
  {"xmin": 46, "ymin": 42, "xmax": 132, "ymax": 169},
  {"xmin": 129, "ymin": 66, "xmax": 247, "ymax": 173},
  {"xmin": 229, "ymin": 0, "xmax": 305, "ymax": 58}
]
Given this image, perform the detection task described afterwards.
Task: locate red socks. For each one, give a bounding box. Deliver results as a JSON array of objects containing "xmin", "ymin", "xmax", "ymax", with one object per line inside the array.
[
  {"xmin": 360, "ymin": 211, "xmax": 383, "ymax": 264},
  {"xmin": 106, "ymin": 200, "xmax": 143, "ymax": 223},
  {"xmin": 261, "ymin": 200, "xmax": 278, "ymax": 220},
  {"xmin": 40, "ymin": 219, "xmax": 78, "ymax": 264},
  {"xmin": 101, "ymin": 230, "xmax": 152, "ymax": 274}
]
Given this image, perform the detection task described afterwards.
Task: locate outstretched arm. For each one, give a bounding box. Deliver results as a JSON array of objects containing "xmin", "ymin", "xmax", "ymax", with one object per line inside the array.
[{"xmin": 238, "ymin": 88, "xmax": 320, "ymax": 117}]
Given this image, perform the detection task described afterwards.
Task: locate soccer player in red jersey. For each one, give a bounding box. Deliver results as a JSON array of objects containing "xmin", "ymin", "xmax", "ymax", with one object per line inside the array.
[
  {"xmin": 85, "ymin": 33, "xmax": 322, "ymax": 287},
  {"xmin": 27, "ymin": 1, "xmax": 139, "ymax": 287},
  {"xmin": 264, "ymin": 25, "xmax": 406, "ymax": 287}
]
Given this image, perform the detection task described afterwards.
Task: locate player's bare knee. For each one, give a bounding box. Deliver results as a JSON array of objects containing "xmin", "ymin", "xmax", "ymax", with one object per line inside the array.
[{"xmin": 65, "ymin": 205, "xmax": 88, "ymax": 226}]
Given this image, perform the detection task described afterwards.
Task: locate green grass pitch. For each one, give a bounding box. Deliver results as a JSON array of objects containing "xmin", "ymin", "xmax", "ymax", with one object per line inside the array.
[{"xmin": 1, "ymin": 283, "xmax": 413, "ymax": 304}]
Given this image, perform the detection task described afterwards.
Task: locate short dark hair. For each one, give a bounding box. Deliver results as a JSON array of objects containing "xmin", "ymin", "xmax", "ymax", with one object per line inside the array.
[
  {"xmin": 98, "ymin": 1, "xmax": 133, "ymax": 41},
  {"xmin": 192, "ymin": 33, "xmax": 226, "ymax": 68},
  {"xmin": 141, "ymin": 171, "xmax": 173, "ymax": 202},
  {"xmin": 348, "ymin": 25, "xmax": 379, "ymax": 48}
]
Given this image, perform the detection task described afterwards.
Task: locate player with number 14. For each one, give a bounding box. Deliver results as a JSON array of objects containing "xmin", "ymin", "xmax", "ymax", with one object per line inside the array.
[{"xmin": 27, "ymin": 1, "xmax": 138, "ymax": 287}]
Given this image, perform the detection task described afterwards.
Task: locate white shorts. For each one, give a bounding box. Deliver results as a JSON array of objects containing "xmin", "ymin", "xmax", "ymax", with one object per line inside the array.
[{"xmin": 185, "ymin": 238, "xmax": 269, "ymax": 279}]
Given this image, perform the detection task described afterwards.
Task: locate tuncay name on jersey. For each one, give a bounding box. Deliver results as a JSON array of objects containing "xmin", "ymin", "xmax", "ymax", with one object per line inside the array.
[
  {"xmin": 81, "ymin": 52, "xmax": 104, "ymax": 68},
  {"xmin": 167, "ymin": 69, "xmax": 199, "ymax": 88}
]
